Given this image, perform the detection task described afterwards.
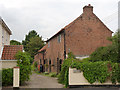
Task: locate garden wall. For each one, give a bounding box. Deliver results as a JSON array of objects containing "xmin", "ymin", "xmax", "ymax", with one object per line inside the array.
[
  {"xmin": 69, "ymin": 67, "xmax": 120, "ymax": 85},
  {"xmin": 0, "ymin": 60, "xmax": 17, "ymax": 69}
]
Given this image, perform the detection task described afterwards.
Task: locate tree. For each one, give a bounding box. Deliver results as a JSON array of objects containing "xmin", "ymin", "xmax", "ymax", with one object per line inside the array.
[
  {"xmin": 26, "ymin": 36, "xmax": 44, "ymax": 59},
  {"xmin": 10, "ymin": 40, "xmax": 22, "ymax": 45},
  {"xmin": 90, "ymin": 32, "xmax": 120, "ymax": 63},
  {"xmin": 22, "ymin": 30, "xmax": 39, "ymax": 52}
]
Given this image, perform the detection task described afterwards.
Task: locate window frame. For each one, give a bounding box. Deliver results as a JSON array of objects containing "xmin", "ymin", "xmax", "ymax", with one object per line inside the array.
[
  {"xmin": 48, "ymin": 41, "xmax": 50, "ymax": 47},
  {"xmin": 58, "ymin": 34, "xmax": 61, "ymax": 43}
]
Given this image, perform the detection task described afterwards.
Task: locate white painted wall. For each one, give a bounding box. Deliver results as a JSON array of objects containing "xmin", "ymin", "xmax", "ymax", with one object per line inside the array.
[
  {"xmin": 0, "ymin": 23, "xmax": 2, "ymax": 57},
  {"xmin": 0, "ymin": 18, "xmax": 11, "ymax": 59},
  {"xmin": 69, "ymin": 67, "xmax": 120, "ymax": 85},
  {"xmin": 0, "ymin": 60, "xmax": 17, "ymax": 69}
]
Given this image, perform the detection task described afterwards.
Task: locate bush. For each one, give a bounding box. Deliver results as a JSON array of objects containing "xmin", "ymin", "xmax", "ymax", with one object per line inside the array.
[
  {"xmin": 33, "ymin": 61, "xmax": 38, "ymax": 71},
  {"xmin": 58, "ymin": 52, "xmax": 120, "ymax": 88},
  {"xmin": 90, "ymin": 32, "xmax": 120, "ymax": 63},
  {"xmin": 58, "ymin": 52, "xmax": 78, "ymax": 88},
  {"xmin": 90, "ymin": 45, "xmax": 119, "ymax": 63},
  {"xmin": 44, "ymin": 72, "xmax": 49, "ymax": 75},
  {"xmin": 15, "ymin": 51, "xmax": 32, "ymax": 84},
  {"xmin": 34, "ymin": 61, "xmax": 38, "ymax": 68},
  {"xmin": 49, "ymin": 72, "xmax": 57, "ymax": 77},
  {"xmin": 2, "ymin": 68, "xmax": 13, "ymax": 86}
]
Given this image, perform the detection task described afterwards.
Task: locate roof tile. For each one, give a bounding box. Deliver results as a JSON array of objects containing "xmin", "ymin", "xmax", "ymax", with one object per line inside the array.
[{"xmin": 1, "ymin": 45, "xmax": 23, "ymax": 60}]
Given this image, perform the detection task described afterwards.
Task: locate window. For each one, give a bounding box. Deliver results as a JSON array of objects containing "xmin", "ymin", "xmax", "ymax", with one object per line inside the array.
[
  {"xmin": 44, "ymin": 60, "xmax": 46, "ymax": 64},
  {"xmin": 48, "ymin": 42, "xmax": 50, "ymax": 47},
  {"xmin": 49, "ymin": 59, "xmax": 51, "ymax": 64},
  {"xmin": 58, "ymin": 34, "xmax": 61, "ymax": 43},
  {"xmin": 2, "ymin": 29, "xmax": 4, "ymax": 45}
]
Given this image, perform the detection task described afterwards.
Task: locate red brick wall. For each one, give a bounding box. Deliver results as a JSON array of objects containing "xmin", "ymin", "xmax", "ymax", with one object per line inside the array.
[
  {"xmin": 34, "ymin": 53, "xmax": 43, "ymax": 64},
  {"xmin": 45, "ymin": 32, "xmax": 64, "ymax": 72},
  {"xmin": 34, "ymin": 5, "xmax": 112, "ymax": 73},
  {"xmin": 65, "ymin": 6, "xmax": 112, "ymax": 56}
]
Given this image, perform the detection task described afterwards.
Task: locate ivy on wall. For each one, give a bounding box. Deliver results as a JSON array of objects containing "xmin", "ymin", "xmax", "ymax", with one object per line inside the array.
[{"xmin": 58, "ymin": 55, "xmax": 120, "ymax": 88}]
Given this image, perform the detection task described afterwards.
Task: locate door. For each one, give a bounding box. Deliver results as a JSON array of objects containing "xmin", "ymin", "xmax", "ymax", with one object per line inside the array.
[{"xmin": 49, "ymin": 59, "xmax": 51, "ymax": 72}]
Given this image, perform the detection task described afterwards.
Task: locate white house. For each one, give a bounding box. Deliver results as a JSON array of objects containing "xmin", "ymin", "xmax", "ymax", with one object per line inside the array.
[{"xmin": 0, "ymin": 17, "xmax": 12, "ymax": 57}]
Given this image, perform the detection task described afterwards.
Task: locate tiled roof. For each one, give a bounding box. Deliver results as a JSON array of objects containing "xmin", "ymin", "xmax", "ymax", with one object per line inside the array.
[
  {"xmin": 38, "ymin": 45, "xmax": 47, "ymax": 53},
  {"xmin": 1, "ymin": 45, "xmax": 23, "ymax": 60}
]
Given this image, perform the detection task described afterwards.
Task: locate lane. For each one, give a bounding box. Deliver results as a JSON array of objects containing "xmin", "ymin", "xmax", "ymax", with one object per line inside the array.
[{"xmin": 20, "ymin": 73, "xmax": 63, "ymax": 88}]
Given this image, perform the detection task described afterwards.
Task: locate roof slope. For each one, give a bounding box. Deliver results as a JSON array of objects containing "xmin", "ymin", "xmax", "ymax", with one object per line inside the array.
[
  {"xmin": 46, "ymin": 5, "xmax": 113, "ymax": 42},
  {"xmin": 38, "ymin": 45, "xmax": 47, "ymax": 53},
  {"xmin": 1, "ymin": 45, "xmax": 23, "ymax": 60}
]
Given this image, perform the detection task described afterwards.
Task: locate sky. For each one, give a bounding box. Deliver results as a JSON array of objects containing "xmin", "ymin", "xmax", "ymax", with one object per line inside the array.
[{"xmin": 0, "ymin": 0, "xmax": 119, "ymax": 42}]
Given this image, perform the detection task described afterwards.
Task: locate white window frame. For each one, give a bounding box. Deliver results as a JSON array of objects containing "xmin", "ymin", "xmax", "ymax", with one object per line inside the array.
[
  {"xmin": 48, "ymin": 41, "xmax": 50, "ymax": 47},
  {"xmin": 58, "ymin": 34, "xmax": 61, "ymax": 43}
]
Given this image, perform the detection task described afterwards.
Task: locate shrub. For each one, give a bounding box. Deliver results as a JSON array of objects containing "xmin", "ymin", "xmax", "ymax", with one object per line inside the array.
[
  {"xmin": 33, "ymin": 61, "xmax": 38, "ymax": 71},
  {"xmin": 15, "ymin": 51, "xmax": 32, "ymax": 84},
  {"xmin": 58, "ymin": 54, "xmax": 120, "ymax": 88},
  {"xmin": 34, "ymin": 61, "xmax": 38, "ymax": 68},
  {"xmin": 58, "ymin": 52, "xmax": 78, "ymax": 88},
  {"xmin": 90, "ymin": 32, "xmax": 119, "ymax": 63},
  {"xmin": 49, "ymin": 72, "xmax": 57, "ymax": 77},
  {"xmin": 2, "ymin": 68, "xmax": 13, "ymax": 86},
  {"xmin": 44, "ymin": 72, "xmax": 49, "ymax": 75},
  {"xmin": 72, "ymin": 60, "xmax": 120, "ymax": 84},
  {"xmin": 90, "ymin": 45, "xmax": 119, "ymax": 63}
]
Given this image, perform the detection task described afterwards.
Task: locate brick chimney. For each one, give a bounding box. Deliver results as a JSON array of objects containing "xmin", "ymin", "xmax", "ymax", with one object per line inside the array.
[{"xmin": 83, "ymin": 4, "xmax": 93, "ymax": 14}]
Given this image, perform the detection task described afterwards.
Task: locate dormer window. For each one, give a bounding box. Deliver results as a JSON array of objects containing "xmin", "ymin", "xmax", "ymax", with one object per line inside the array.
[{"xmin": 58, "ymin": 34, "xmax": 61, "ymax": 43}]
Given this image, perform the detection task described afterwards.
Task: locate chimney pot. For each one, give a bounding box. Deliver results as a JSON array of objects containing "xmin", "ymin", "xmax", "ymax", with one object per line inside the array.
[
  {"xmin": 83, "ymin": 4, "xmax": 93, "ymax": 14},
  {"xmin": 88, "ymin": 4, "xmax": 91, "ymax": 6}
]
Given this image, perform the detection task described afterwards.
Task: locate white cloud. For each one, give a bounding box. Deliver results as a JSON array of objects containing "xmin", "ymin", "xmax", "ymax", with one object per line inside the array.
[{"xmin": 0, "ymin": 0, "xmax": 119, "ymax": 41}]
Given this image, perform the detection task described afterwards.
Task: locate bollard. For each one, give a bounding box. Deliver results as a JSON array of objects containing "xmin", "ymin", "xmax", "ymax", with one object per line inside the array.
[{"xmin": 13, "ymin": 67, "xmax": 20, "ymax": 89}]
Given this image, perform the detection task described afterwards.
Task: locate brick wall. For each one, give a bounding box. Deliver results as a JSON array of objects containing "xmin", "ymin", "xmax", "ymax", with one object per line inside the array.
[
  {"xmin": 46, "ymin": 32, "xmax": 64, "ymax": 72},
  {"xmin": 65, "ymin": 5, "xmax": 112, "ymax": 56},
  {"xmin": 34, "ymin": 4, "xmax": 112, "ymax": 73}
]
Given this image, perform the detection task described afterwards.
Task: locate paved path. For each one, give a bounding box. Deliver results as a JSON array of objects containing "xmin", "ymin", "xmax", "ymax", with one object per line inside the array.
[{"xmin": 20, "ymin": 73, "xmax": 64, "ymax": 88}]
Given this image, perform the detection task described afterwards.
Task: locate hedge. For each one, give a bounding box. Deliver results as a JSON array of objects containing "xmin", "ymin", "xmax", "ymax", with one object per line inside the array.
[
  {"xmin": 2, "ymin": 68, "xmax": 13, "ymax": 86},
  {"xmin": 58, "ymin": 56, "xmax": 120, "ymax": 88},
  {"xmin": 2, "ymin": 51, "xmax": 32, "ymax": 86}
]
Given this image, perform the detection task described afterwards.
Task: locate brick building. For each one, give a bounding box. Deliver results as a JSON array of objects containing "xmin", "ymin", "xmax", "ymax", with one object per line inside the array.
[{"xmin": 34, "ymin": 4, "xmax": 113, "ymax": 73}]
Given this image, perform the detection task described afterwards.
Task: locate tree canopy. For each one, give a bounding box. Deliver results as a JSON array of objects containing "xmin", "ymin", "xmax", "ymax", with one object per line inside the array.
[
  {"xmin": 90, "ymin": 32, "xmax": 120, "ymax": 63},
  {"xmin": 22, "ymin": 30, "xmax": 44, "ymax": 61},
  {"xmin": 10, "ymin": 40, "xmax": 22, "ymax": 45},
  {"xmin": 26, "ymin": 36, "xmax": 44, "ymax": 58},
  {"xmin": 22, "ymin": 30, "xmax": 40, "ymax": 52}
]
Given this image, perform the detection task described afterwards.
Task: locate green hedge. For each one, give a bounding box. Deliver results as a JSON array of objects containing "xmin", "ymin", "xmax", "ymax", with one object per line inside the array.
[
  {"xmin": 15, "ymin": 51, "xmax": 32, "ymax": 84},
  {"xmin": 71, "ymin": 60, "xmax": 120, "ymax": 84},
  {"xmin": 58, "ymin": 52, "xmax": 78, "ymax": 87},
  {"xmin": 2, "ymin": 68, "xmax": 13, "ymax": 86},
  {"xmin": 2, "ymin": 51, "xmax": 32, "ymax": 86}
]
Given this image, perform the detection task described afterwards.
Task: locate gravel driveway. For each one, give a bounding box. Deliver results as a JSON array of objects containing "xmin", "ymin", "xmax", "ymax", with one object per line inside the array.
[{"xmin": 20, "ymin": 72, "xmax": 64, "ymax": 88}]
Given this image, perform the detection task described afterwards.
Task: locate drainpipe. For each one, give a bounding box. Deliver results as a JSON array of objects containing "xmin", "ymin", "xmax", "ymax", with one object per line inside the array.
[{"xmin": 64, "ymin": 29, "xmax": 66, "ymax": 59}]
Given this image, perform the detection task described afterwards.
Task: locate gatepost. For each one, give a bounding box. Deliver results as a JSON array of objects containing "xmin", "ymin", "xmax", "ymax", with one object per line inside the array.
[{"xmin": 13, "ymin": 67, "xmax": 20, "ymax": 89}]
